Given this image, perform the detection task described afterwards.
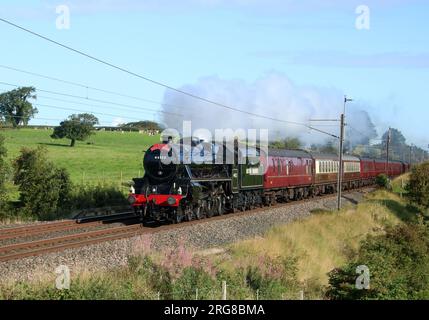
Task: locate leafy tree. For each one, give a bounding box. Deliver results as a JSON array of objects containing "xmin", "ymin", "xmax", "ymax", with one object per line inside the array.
[
  {"xmin": 382, "ymin": 128, "xmax": 407, "ymax": 147},
  {"xmin": 13, "ymin": 147, "xmax": 72, "ymax": 220},
  {"xmin": 379, "ymin": 128, "xmax": 409, "ymax": 162},
  {"xmin": 269, "ymin": 137, "xmax": 302, "ymax": 149},
  {"xmin": 0, "ymin": 87, "xmax": 37, "ymax": 127},
  {"xmin": 407, "ymin": 162, "xmax": 429, "ymax": 209},
  {"xmin": 51, "ymin": 113, "xmax": 99, "ymax": 147},
  {"xmin": 120, "ymin": 121, "xmax": 163, "ymax": 131},
  {"xmin": 326, "ymin": 223, "xmax": 429, "ymax": 300},
  {"xmin": 310, "ymin": 141, "xmax": 338, "ymax": 154},
  {"xmin": 345, "ymin": 110, "xmax": 377, "ymax": 148}
]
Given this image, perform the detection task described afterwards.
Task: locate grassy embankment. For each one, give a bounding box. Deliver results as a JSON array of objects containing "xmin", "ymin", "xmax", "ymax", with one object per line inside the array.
[
  {"xmin": 225, "ymin": 186, "xmax": 417, "ymax": 291},
  {"xmin": 0, "ymin": 175, "xmax": 419, "ymax": 300}
]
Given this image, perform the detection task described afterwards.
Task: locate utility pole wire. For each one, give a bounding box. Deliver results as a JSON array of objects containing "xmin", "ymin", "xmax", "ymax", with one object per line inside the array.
[
  {"xmin": 0, "ymin": 17, "xmax": 343, "ymax": 139},
  {"xmin": 0, "ymin": 64, "xmax": 208, "ymax": 113},
  {"xmin": 0, "ymin": 17, "xmax": 308, "ymax": 127},
  {"xmin": 0, "ymin": 81, "xmax": 182, "ymax": 117}
]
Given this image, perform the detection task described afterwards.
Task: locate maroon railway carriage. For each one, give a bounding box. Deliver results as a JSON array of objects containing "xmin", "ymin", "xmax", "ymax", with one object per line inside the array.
[
  {"xmin": 360, "ymin": 158, "xmax": 406, "ymax": 183},
  {"xmin": 263, "ymin": 149, "xmax": 313, "ymax": 202},
  {"xmin": 360, "ymin": 158, "xmax": 386, "ymax": 185},
  {"xmin": 388, "ymin": 161, "xmax": 404, "ymax": 177}
]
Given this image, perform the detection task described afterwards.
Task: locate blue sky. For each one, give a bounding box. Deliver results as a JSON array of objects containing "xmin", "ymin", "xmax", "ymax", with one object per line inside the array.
[{"xmin": 0, "ymin": 0, "xmax": 428, "ymax": 148}]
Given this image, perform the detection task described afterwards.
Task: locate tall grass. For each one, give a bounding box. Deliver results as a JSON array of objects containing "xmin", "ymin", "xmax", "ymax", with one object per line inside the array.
[{"xmin": 226, "ymin": 190, "xmax": 416, "ymax": 290}]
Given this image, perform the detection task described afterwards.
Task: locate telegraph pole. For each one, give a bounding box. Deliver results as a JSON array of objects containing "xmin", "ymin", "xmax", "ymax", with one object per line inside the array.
[
  {"xmin": 310, "ymin": 96, "xmax": 351, "ymax": 211},
  {"xmin": 337, "ymin": 96, "xmax": 352, "ymax": 211},
  {"xmin": 337, "ymin": 113, "xmax": 345, "ymax": 211},
  {"xmin": 386, "ymin": 127, "xmax": 391, "ymax": 176},
  {"xmin": 409, "ymin": 144, "xmax": 413, "ymax": 166}
]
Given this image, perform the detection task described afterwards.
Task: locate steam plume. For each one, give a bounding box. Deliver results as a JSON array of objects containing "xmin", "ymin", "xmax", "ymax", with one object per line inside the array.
[{"xmin": 161, "ymin": 72, "xmax": 377, "ymax": 146}]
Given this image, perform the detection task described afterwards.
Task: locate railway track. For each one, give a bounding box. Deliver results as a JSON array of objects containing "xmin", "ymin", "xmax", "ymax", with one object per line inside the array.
[
  {"xmin": 0, "ymin": 188, "xmax": 373, "ymax": 263},
  {"xmin": 0, "ymin": 224, "xmax": 144, "ymax": 262}
]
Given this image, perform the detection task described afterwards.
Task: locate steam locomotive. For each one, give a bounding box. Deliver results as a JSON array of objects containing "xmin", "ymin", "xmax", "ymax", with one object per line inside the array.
[{"xmin": 127, "ymin": 138, "xmax": 409, "ymax": 223}]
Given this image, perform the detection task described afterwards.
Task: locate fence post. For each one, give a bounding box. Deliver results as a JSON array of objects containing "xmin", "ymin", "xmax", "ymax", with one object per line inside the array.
[
  {"xmin": 120, "ymin": 171, "xmax": 123, "ymax": 188},
  {"xmin": 256, "ymin": 289, "xmax": 259, "ymax": 300},
  {"xmin": 195, "ymin": 288, "xmax": 198, "ymax": 300},
  {"xmin": 157, "ymin": 292, "xmax": 160, "ymax": 300},
  {"xmin": 299, "ymin": 290, "xmax": 304, "ymax": 300},
  {"xmin": 222, "ymin": 281, "xmax": 227, "ymax": 300}
]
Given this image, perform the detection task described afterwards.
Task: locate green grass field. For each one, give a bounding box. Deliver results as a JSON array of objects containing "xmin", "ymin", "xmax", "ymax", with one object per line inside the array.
[{"xmin": 1, "ymin": 128, "xmax": 160, "ymax": 185}]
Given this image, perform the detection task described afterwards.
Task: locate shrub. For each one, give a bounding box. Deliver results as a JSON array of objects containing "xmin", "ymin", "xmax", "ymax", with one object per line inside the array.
[
  {"xmin": 239, "ymin": 255, "xmax": 301, "ymax": 299},
  {"xmin": 127, "ymin": 255, "xmax": 173, "ymax": 299},
  {"xmin": 173, "ymin": 267, "xmax": 216, "ymax": 299},
  {"xmin": 375, "ymin": 174, "xmax": 390, "ymax": 189},
  {"xmin": 326, "ymin": 223, "xmax": 429, "ymax": 300},
  {"xmin": 13, "ymin": 147, "xmax": 72, "ymax": 220},
  {"xmin": 68, "ymin": 183, "xmax": 127, "ymax": 210},
  {"xmin": 407, "ymin": 162, "xmax": 429, "ymax": 209}
]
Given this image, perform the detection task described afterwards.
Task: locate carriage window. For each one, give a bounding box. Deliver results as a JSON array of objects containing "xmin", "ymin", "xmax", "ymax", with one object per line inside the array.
[{"xmin": 278, "ymin": 159, "xmax": 281, "ymax": 175}]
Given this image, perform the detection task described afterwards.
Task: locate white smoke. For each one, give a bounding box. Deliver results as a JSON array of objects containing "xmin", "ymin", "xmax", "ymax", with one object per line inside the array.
[{"xmin": 161, "ymin": 72, "xmax": 377, "ymax": 146}]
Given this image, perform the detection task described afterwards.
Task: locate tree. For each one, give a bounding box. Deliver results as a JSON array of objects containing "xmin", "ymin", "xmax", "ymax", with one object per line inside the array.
[
  {"xmin": 269, "ymin": 137, "xmax": 302, "ymax": 149},
  {"xmin": 0, "ymin": 87, "xmax": 38, "ymax": 127},
  {"xmin": 51, "ymin": 113, "xmax": 99, "ymax": 147},
  {"xmin": 381, "ymin": 128, "xmax": 408, "ymax": 161},
  {"xmin": 120, "ymin": 121, "xmax": 163, "ymax": 131},
  {"xmin": 407, "ymin": 162, "xmax": 429, "ymax": 209},
  {"xmin": 13, "ymin": 147, "xmax": 71, "ymax": 220},
  {"xmin": 326, "ymin": 223, "xmax": 429, "ymax": 300}
]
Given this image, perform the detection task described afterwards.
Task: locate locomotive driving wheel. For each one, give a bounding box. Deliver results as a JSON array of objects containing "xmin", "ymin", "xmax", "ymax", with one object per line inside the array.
[
  {"xmin": 206, "ymin": 200, "xmax": 214, "ymax": 218},
  {"xmin": 185, "ymin": 206, "xmax": 193, "ymax": 221},
  {"xmin": 194, "ymin": 205, "xmax": 202, "ymax": 220},
  {"xmin": 213, "ymin": 196, "xmax": 223, "ymax": 216},
  {"xmin": 173, "ymin": 207, "xmax": 184, "ymax": 224}
]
